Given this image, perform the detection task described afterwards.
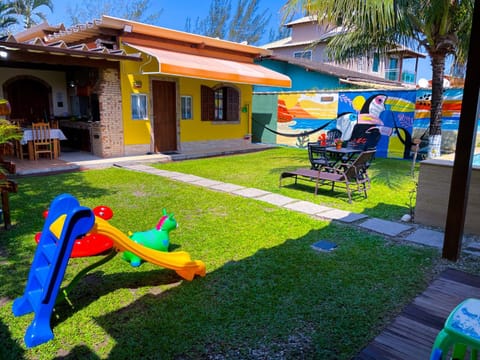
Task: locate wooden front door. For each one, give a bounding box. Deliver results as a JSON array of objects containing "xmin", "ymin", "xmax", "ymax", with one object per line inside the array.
[{"xmin": 152, "ymin": 80, "xmax": 177, "ymax": 152}]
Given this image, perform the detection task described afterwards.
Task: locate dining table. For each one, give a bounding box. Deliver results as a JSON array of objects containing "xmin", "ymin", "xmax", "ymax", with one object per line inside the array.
[
  {"xmin": 325, "ymin": 146, "xmax": 363, "ymax": 167},
  {"xmin": 21, "ymin": 128, "xmax": 67, "ymax": 160}
]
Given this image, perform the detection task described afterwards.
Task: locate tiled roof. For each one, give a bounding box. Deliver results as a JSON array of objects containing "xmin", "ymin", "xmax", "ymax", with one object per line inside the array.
[
  {"xmin": 263, "ymin": 54, "xmax": 407, "ymax": 89},
  {"xmin": 29, "ymin": 15, "xmax": 272, "ymax": 57},
  {"xmin": 0, "ymin": 32, "xmax": 140, "ymax": 62}
]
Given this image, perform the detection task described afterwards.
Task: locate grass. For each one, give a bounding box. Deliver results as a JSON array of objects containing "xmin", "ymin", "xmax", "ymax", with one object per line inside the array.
[
  {"xmin": 0, "ymin": 148, "xmax": 470, "ymax": 359},
  {"xmin": 154, "ymin": 147, "xmax": 418, "ymax": 221}
]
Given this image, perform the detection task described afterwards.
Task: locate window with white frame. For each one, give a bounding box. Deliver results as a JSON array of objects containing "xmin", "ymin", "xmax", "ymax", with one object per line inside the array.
[
  {"xmin": 131, "ymin": 93, "xmax": 148, "ymax": 120},
  {"xmin": 181, "ymin": 95, "xmax": 192, "ymax": 119},
  {"xmin": 293, "ymin": 50, "xmax": 312, "ymax": 60}
]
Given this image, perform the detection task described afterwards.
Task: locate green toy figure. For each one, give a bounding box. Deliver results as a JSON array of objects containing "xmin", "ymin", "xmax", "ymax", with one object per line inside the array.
[{"xmin": 122, "ymin": 209, "xmax": 178, "ymax": 267}]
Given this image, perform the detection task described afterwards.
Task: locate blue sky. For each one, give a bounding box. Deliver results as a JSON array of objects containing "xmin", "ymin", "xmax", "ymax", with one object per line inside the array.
[
  {"xmin": 47, "ymin": 0, "xmax": 288, "ymax": 42},
  {"xmin": 45, "ymin": 0, "xmax": 432, "ymax": 81}
]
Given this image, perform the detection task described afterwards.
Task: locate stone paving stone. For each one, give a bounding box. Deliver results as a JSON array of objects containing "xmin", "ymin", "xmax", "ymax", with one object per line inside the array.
[
  {"xmin": 404, "ymin": 228, "xmax": 444, "ymax": 248},
  {"xmin": 143, "ymin": 169, "xmax": 173, "ymax": 176},
  {"xmin": 172, "ymin": 174, "xmax": 205, "ymax": 183},
  {"xmin": 120, "ymin": 164, "xmax": 149, "ymax": 171},
  {"xmin": 209, "ymin": 183, "xmax": 245, "ymax": 192},
  {"xmin": 121, "ymin": 164, "xmax": 144, "ymax": 169},
  {"xmin": 190, "ymin": 179, "xmax": 223, "ymax": 187},
  {"xmin": 119, "ymin": 164, "xmax": 167, "ymax": 175},
  {"xmin": 148, "ymin": 170, "xmax": 185, "ymax": 178},
  {"xmin": 464, "ymin": 242, "xmax": 480, "ymax": 256},
  {"xmin": 256, "ymin": 193, "xmax": 297, "ymax": 206},
  {"xmin": 359, "ymin": 218, "xmax": 413, "ymax": 237},
  {"xmin": 232, "ymin": 188, "xmax": 271, "ymax": 198},
  {"xmin": 284, "ymin": 201, "xmax": 331, "ymax": 215},
  {"xmin": 316, "ymin": 209, "xmax": 368, "ymax": 223}
]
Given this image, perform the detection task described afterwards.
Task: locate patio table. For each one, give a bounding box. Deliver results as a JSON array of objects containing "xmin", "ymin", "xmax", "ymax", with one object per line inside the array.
[
  {"xmin": 325, "ymin": 146, "xmax": 363, "ymax": 167},
  {"xmin": 21, "ymin": 129, "xmax": 67, "ymax": 160}
]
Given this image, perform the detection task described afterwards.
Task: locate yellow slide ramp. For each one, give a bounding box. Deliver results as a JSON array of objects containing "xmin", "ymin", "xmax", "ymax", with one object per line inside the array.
[{"xmin": 93, "ymin": 217, "xmax": 206, "ymax": 281}]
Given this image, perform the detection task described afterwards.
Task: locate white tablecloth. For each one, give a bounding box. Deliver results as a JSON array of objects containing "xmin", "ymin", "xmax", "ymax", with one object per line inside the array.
[{"xmin": 21, "ymin": 129, "xmax": 67, "ymax": 145}]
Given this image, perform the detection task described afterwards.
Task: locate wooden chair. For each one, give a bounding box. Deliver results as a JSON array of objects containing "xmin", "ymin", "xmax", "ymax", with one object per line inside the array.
[
  {"xmin": 326, "ymin": 129, "xmax": 342, "ymax": 145},
  {"xmin": 12, "ymin": 139, "xmax": 28, "ymax": 160},
  {"xmin": 32, "ymin": 122, "xmax": 53, "ymax": 160},
  {"xmin": 307, "ymin": 142, "xmax": 332, "ymax": 170},
  {"xmin": 49, "ymin": 119, "xmax": 59, "ymax": 129},
  {"xmin": 9, "ymin": 118, "xmax": 26, "ymax": 128}
]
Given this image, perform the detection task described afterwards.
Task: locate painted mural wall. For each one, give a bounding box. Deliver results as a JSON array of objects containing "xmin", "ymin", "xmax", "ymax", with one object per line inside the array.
[
  {"xmin": 413, "ymin": 88, "xmax": 464, "ymax": 154},
  {"xmin": 252, "ymin": 88, "xmax": 468, "ymax": 159}
]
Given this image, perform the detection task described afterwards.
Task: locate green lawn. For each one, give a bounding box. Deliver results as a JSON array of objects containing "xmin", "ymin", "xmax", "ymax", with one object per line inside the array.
[
  {"xmin": 155, "ymin": 147, "xmax": 418, "ymax": 221},
  {"xmin": 0, "ymin": 148, "xmax": 460, "ymax": 359}
]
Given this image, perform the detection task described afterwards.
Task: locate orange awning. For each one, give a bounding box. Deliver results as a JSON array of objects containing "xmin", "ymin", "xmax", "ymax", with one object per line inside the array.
[{"xmin": 126, "ymin": 43, "xmax": 291, "ymax": 88}]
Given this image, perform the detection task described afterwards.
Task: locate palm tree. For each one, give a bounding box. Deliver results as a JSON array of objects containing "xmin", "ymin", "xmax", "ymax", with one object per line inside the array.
[
  {"xmin": 66, "ymin": 0, "xmax": 162, "ymax": 27},
  {"xmin": 0, "ymin": 1, "xmax": 18, "ymax": 34},
  {"xmin": 13, "ymin": 0, "xmax": 53, "ymax": 29},
  {"xmin": 283, "ymin": 0, "xmax": 474, "ymax": 158}
]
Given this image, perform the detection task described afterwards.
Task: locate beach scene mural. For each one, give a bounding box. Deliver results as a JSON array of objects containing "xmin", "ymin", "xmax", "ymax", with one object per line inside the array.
[
  {"xmin": 414, "ymin": 88, "xmax": 466, "ymax": 154},
  {"xmin": 276, "ymin": 93, "xmax": 339, "ymax": 147}
]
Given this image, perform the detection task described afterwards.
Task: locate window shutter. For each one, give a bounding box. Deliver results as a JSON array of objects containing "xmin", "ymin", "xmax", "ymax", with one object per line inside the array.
[
  {"xmin": 201, "ymin": 85, "xmax": 214, "ymax": 121},
  {"xmin": 225, "ymin": 87, "xmax": 239, "ymax": 121}
]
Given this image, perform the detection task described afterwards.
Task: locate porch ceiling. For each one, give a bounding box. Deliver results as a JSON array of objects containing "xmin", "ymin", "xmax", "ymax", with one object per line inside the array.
[{"xmin": 126, "ymin": 43, "xmax": 291, "ymax": 88}]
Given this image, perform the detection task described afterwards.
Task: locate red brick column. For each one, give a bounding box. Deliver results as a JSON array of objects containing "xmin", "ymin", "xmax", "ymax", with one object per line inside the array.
[{"xmin": 94, "ymin": 67, "xmax": 124, "ymax": 157}]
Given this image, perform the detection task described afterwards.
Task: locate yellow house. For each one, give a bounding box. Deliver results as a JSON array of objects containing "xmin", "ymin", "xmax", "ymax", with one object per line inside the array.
[{"xmin": 0, "ymin": 16, "xmax": 290, "ymax": 157}]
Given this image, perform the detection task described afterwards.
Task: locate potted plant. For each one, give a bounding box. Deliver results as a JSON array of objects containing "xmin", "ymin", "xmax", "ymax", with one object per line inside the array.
[
  {"xmin": 334, "ymin": 138, "xmax": 343, "ymax": 149},
  {"xmin": 0, "ymin": 99, "xmax": 22, "ymax": 176}
]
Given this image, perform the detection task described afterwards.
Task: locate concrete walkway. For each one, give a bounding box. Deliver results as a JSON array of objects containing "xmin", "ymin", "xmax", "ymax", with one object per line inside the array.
[{"xmin": 116, "ymin": 163, "xmax": 480, "ymax": 256}]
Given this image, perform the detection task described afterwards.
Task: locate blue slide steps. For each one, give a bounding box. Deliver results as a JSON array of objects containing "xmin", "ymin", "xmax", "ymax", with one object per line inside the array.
[{"xmin": 12, "ymin": 194, "xmax": 95, "ymax": 348}]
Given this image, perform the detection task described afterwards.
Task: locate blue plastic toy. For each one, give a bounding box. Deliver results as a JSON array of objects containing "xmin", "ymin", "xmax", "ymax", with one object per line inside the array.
[{"xmin": 12, "ymin": 194, "xmax": 95, "ymax": 348}]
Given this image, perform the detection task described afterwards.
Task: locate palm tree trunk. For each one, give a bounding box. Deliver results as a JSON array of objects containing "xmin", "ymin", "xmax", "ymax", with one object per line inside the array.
[{"xmin": 428, "ymin": 54, "xmax": 446, "ymax": 158}]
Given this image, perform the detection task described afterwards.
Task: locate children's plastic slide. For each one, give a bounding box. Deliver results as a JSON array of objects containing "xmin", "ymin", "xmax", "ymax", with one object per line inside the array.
[
  {"xmin": 93, "ymin": 217, "xmax": 206, "ymax": 281},
  {"xmin": 13, "ymin": 194, "xmax": 205, "ymax": 348}
]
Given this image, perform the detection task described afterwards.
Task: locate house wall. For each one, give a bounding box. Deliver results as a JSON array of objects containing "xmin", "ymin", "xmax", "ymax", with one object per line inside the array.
[
  {"xmin": 251, "ymin": 94, "xmax": 277, "ymax": 144},
  {"xmin": 415, "ymin": 159, "xmax": 480, "ymax": 236},
  {"xmin": 269, "ymin": 18, "xmax": 394, "ymax": 79},
  {"xmin": 178, "ymin": 77, "xmax": 252, "ymax": 142},
  {"xmin": 0, "ymin": 68, "xmax": 68, "ymax": 117},
  {"xmin": 272, "ymin": 45, "xmax": 328, "ymax": 63},
  {"xmin": 270, "ymin": 45, "xmax": 386, "ymax": 79},
  {"xmin": 290, "ymin": 21, "xmax": 334, "ymax": 43},
  {"xmin": 254, "ymin": 59, "xmax": 344, "ymax": 92},
  {"xmin": 120, "ymin": 44, "xmax": 253, "ymax": 155},
  {"xmin": 120, "ymin": 50, "xmax": 152, "ymax": 155}
]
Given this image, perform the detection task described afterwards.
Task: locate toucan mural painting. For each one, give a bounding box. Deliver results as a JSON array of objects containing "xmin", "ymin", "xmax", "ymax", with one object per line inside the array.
[
  {"xmin": 252, "ymin": 88, "xmax": 469, "ymax": 159},
  {"xmin": 266, "ymin": 90, "xmax": 416, "ymax": 158},
  {"xmin": 336, "ymin": 91, "xmax": 416, "ymax": 158}
]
